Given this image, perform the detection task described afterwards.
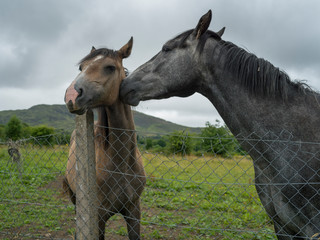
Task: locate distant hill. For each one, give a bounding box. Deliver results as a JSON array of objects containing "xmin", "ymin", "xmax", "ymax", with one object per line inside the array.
[
  {"xmin": 0, "ymin": 104, "xmax": 201, "ymax": 135},
  {"xmin": 0, "ymin": 105, "xmax": 75, "ymax": 130}
]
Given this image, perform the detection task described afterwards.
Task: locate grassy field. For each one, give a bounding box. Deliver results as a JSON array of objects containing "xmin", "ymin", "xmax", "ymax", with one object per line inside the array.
[
  {"xmin": 0, "ymin": 144, "xmax": 75, "ymax": 239},
  {"xmin": 0, "ymin": 143, "xmax": 276, "ymax": 239}
]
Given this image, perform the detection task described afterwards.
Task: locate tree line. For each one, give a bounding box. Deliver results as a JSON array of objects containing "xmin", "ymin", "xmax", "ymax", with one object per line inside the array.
[
  {"xmin": 138, "ymin": 121, "xmax": 243, "ymax": 157},
  {"xmin": 0, "ymin": 115, "xmax": 70, "ymax": 146},
  {"xmin": 1, "ymin": 116, "xmax": 242, "ymax": 156}
]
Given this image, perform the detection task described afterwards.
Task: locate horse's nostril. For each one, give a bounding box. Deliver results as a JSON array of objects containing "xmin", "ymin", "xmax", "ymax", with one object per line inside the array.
[{"xmin": 78, "ymin": 88, "xmax": 83, "ymax": 98}]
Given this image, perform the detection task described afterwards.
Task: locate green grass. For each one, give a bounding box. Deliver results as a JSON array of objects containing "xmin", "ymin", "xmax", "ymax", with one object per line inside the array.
[
  {"xmin": 0, "ymin": 144, "xmax": 75, "ymax": 239},
  {"xmin": 0, "ymin": 143, "xmax": 276, "ymax": 239},
  {"xmin": 139, "ymin": 153, "xmax": 276, "ymax": 239}
]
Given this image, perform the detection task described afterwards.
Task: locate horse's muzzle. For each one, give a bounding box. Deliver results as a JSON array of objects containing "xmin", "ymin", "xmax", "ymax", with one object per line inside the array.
[{"xmin": 64, "ymin": 80, "xmax": 86, "ymax": 115}]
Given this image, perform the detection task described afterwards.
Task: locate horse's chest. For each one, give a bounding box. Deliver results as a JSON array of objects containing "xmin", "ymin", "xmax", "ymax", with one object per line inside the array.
[{"xmin": 97, "ymin": 170, "xmax": 141, "ymax": 198}]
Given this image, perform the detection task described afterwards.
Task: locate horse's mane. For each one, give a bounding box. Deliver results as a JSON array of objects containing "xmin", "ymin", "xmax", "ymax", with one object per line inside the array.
[
  {"xmin": 222, "ymin": 41, "xmax": 311, "ymax": 100},
  {"xmin": 175, "ymin": 29, "xmax": 311, "ymax": 100}
]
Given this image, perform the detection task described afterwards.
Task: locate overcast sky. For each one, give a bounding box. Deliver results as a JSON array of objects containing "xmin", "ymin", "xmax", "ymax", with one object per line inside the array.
[{"xmin": 1, "ymin": 0, "xmax": 320, "ymax": 127}]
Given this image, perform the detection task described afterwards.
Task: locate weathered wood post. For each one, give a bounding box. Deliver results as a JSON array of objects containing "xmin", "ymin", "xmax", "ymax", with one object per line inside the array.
[{"xmin": 75, "ymin": 109, "xmax": 99, "ymax": 239}]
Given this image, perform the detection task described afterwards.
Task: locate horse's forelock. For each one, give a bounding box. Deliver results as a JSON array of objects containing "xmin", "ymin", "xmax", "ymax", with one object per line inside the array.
[{"xmin": 78, "ymin": 48, "xmax": 118, "ymax": 65}]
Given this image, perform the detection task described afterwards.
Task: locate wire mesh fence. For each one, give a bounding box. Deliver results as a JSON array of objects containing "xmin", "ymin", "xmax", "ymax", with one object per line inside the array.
[{"xmin": 0, "ymin": 125, "xmax": 319, "ymax": 239}]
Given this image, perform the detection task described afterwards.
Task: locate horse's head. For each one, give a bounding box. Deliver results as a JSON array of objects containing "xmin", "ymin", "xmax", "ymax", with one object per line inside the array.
[
  {"xmin": 65, "ymin": 37, "xmax": 133, "ymax": 114},
  {"xmin": 120, "ymin": 10, "xmax": 225, "ymax": 106}
]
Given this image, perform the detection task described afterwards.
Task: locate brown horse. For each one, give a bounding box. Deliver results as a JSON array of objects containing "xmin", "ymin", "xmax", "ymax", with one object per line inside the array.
[{"xmin": 63, "ymin": 37, "xmax": 146, "ymax": 240}]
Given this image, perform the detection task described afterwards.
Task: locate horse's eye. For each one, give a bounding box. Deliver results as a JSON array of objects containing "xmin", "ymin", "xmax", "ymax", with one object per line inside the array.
[
  {"xmin": 162, "ymin": 45, "xmax": 171, "ymax": 52},
  {"xmin": 79, "ymin": 65, "xmax": 82, "ymax": 71},
  {"xmin": 104, "ymin": 65, "xmax": 116, "ymax": 74}
]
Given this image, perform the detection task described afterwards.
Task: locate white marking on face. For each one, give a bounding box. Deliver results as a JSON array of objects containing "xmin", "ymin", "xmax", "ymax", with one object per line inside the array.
[
  {"xmin": 93, "ymin": 55, "xmax": 104, "ymax": 62},
  {"xmin": 82, "ymin": 55, "xmax": 104, "ymax": 73}
]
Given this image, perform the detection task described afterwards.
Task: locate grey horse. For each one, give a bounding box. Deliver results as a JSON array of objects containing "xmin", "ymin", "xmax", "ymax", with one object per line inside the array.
[{"xmin": 120, "ymin": 10, "xmax": 320, "ymax": 240}]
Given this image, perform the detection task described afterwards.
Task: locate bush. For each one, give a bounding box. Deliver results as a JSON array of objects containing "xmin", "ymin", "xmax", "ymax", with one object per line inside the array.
[
  {"xmin": 167, "ymin": 131, "xmax": 193, "ymax": 155},
  {"xmin": 0, "ymin": 125, "xmax": 5, "ymax": 141},
  {"xmin": 5, "ymin": 115, "xmax": 22, "ymax": 140},
  {"xmin": 146, "ymin": 138, "xmax": 153, "ymax": 150},
  {"xmin": 30, "ymin": 125, "xmax": 55, "ymax": 146},
  {"xmin": 53, "ymin": 131, "xmax": 71, "ymax": 145},
  {"xmin": 200, "ymin": 121, "xmax": 236, "ymax": 157}
]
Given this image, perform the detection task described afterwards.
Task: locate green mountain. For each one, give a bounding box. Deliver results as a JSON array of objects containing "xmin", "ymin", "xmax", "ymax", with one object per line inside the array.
[{"xmin": 0, "ymin": 104, "xmax": 201, "ymax": 134}]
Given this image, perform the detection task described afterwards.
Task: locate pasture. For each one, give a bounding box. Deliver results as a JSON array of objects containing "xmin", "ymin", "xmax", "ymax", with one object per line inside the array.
[{"xmin": 0, "ymin": 136, "xmax": 276, "ymax": 239}]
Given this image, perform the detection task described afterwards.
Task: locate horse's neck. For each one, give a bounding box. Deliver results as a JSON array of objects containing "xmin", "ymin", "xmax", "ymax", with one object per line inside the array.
[
  {"xmin": 106, "ymin": 99, "xmax": 135, "ymax": 131},
  {"xmin": 200, "ymin": 46, "xmax": 320, "ymax": 141},
  {"xmin": 201, "ymin": 75, "xmax": 253, "ymax": 136},
  {"xmin": 96, "ymin": 99, "xmax": 137, "ymax": 169}
]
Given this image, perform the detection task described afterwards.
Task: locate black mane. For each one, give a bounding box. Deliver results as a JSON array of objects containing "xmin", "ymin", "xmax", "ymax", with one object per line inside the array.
[
  {"xmin": 222, "ymin": 42, "xmax": 311, "ymax": 100},
  {"xmin": 176, "ymin": 29, "xmax": 311, "ymax": 100}
]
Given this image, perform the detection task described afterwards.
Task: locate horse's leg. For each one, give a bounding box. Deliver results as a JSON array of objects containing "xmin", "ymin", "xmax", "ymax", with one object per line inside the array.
[
  {"xmin": 98, "ymin": 210, "xmax": 113, "ymax": 240},
  {"xmin": 273, "ymin": 221, "xmax": 303, "ymax": 240},
  {"xmin": 123, "ymin": 201, "xmax": 141, "ymax": 240},
  {"xmin": 62, "ymin": 177, "xmax": 76, "ymax": 206}
]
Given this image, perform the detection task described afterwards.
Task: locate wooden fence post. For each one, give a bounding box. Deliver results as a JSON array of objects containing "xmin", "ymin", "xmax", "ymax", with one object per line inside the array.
[{"xmin": 75, "ymin": 109, "xmax": 99, "ymax": 239}]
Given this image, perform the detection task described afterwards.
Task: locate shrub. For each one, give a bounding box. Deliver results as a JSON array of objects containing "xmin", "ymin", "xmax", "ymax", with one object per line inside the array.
[
  {"xmin": 30, "ymin": 125, "xmax": 55, "ymax": 146},
  {"xmin": 5, "ymin": 115, "xmax": 22, "ymax": 140},
  {"xmin": 167, "ymin": 131, "xmax": 193, "ymax": 155},
  {"xmin": 200, "ymin": 121, "xmax": 236, "ymax": 157}
]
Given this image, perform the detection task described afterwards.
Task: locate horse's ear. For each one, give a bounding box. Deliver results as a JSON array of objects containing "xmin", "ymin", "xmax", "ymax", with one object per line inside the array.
[
  {"xmin": 193, "ymin": 10, "xmax": 212, "ymax": 39},
  {"xmin": 118, "ymin": 37, "xmax": 133, "ymax": 59},
  {"xmin": 216, "ymin": 27, "xmax": 225, "ymax": 37},
  {"xmin": 91, "ymin": 46, "xmax": 96, "ymax": 53}
]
